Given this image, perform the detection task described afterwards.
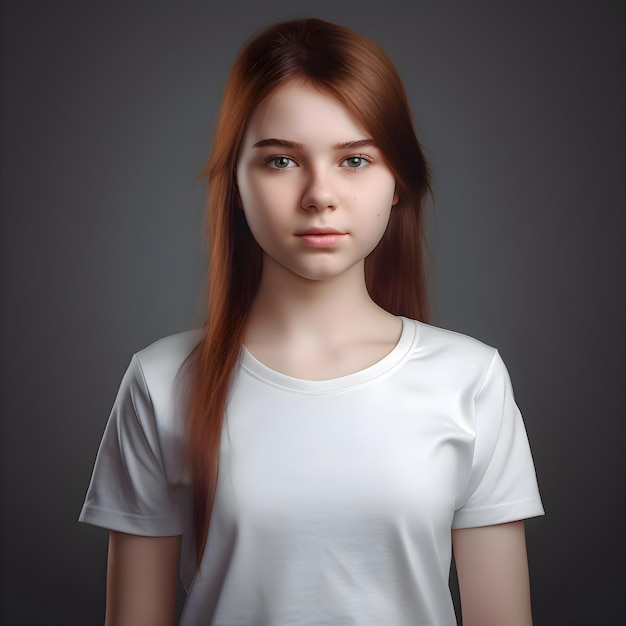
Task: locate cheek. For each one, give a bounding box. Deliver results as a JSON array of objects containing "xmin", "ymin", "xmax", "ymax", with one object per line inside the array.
[
  {"xmin": 238, "ymin": 175, "xmax": 268, "ymax": 224},
  {"xmin": 239, "ymin": 182, "xmax": 287, "ymax": 246},
  {"xmin": 370, "ymin": 184, "xmax": 395, "ymax": 235},
  {"xmin": 236, "ymin": 169, "xmax": 259, "ymax": 209},
  {"xmin": 363, "ymin": 177, "xmax": 396, "ymax": 216},
  {"xmin": 239, "ymin": 171, "xmax": 286, "ymax": 212}
]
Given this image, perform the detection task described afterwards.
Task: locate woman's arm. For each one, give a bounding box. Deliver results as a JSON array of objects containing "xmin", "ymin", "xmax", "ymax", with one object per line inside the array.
[
  {"xmin": 105, "ymin": 531, "xmax": 181, "ymax": 626},
  {"xmin": 452, "ymin": 521, "xmax": 533, "ymax": 626}
]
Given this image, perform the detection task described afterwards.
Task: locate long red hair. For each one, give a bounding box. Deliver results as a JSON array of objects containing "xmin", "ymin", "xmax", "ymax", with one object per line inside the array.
[{"xmin": 186, "ymin": 18, "xmax": 432, "ymax": 568}]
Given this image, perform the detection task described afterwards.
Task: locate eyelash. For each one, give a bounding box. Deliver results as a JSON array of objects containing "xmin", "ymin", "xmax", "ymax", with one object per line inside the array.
[
  {"xmin": 266, "ymin": 156, "xmax": 297, "ymax": 170},
  {"xmin": 341, "ymin": 155, "xmax": 372, "ymax": 169},
  {"xmin": 265, "ymin": 154, "xmax": 373, "ymax": 171}
]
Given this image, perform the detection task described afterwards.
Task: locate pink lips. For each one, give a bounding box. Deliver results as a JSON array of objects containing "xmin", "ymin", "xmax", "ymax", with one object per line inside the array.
[{"xmin": 295, "ymin": 228, "xmax": 346, "ymax": 248}]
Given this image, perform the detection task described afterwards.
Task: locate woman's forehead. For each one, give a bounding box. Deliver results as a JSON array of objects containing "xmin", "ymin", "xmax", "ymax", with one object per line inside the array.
[{"xmin": 243, "ymin": 80, "xmax": 370, "ymax": 147}]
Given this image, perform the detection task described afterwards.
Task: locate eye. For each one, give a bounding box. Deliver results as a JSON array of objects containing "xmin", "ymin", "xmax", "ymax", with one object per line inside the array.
[
  {"xmin": 341, "ymin": 155, "xmax": 371, "ymax": 169},
  {"xmin": 267, "ymin": 156, "xmax": 297, "ymax": 169}
]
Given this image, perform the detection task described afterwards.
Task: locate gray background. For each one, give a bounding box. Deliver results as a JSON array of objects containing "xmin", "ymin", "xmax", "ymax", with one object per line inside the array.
[{"xmin": 1, "ymin": 1, "xmax": 624, "ymax": 624}]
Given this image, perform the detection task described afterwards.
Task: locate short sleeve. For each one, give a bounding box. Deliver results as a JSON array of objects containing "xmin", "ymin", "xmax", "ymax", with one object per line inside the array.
[
  {"xmin": 79, "ymin": 355, "xmax": 182, "ymax": 536},
  {"xmin": 452, "ymin": 350, "xmax": 544, "ymax": 528}
]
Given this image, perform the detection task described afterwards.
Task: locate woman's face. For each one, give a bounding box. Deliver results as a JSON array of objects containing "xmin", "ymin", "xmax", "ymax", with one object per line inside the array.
[{"xmin": 236, "ymin": 80, "xmax": 398, "ymax": 284}]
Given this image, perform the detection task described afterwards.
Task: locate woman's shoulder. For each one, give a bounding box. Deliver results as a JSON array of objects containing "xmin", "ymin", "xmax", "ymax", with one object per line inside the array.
[
  {"xmin": 132, "ymin": 328, "xmax": 203, "ymax": 388},
  {"xmin": 410, "ymin": 319, "xmax": 496, "ymax": 359},
  {"xmin": 405, "ymin": 318, "xmax": 502, "ymax": 388},
  {"xmin": 109, "ymin": 330, "xmax": 204, "ymax": 438}
]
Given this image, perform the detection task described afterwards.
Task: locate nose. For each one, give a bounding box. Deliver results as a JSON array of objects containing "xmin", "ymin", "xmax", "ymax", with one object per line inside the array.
[{"xmin": 301, "ymin": 169, "xmax": 338, "ymax": 212}]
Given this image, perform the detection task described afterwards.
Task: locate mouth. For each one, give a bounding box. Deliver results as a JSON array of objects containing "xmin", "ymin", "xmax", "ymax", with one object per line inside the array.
[{"xmin": 294, "ymin": 228, "xmax": 347, "ymax": 248}]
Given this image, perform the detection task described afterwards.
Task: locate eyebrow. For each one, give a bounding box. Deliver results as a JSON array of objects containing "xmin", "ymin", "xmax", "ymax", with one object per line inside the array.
[{"xmin": 252, "ymin": 138, "xmax": 377, "ymax": 150}]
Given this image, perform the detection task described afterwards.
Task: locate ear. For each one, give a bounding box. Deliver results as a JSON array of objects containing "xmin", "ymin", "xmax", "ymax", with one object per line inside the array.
[{"xmin": 392, "ymin": 188, "xmax": 400, "ymax": 207}]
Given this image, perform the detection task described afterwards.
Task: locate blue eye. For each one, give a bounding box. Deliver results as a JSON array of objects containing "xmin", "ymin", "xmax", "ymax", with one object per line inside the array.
[
  {"xmin": 267, "ymin": 156, "xmax": 296, "ymax": 169},
  {"xmin": 342, "ymin": 156, "xmax": 369, "ymax": 168}
]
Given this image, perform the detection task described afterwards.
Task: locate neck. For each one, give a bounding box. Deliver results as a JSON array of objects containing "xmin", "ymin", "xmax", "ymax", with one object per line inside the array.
[{"xmin": 245, "ymin": 257, "xmax": 389, "ymax": 346}]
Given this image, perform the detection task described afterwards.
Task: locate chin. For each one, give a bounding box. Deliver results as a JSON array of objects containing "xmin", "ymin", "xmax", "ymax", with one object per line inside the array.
[{"xmin": 290, "ymin": 262, "xmax": 361, "ymax": 283}]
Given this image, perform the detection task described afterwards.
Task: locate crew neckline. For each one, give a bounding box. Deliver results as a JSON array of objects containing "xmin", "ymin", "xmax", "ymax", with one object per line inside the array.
[{"xmin": 240, "ymin": 316, "xmax": 418, "ymax": 394}]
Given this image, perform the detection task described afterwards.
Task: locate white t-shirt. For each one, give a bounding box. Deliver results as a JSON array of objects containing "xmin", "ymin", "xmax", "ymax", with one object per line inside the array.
[{"xmin": 79, "ymin": 317, "xmax": 544, "ymax": 625}]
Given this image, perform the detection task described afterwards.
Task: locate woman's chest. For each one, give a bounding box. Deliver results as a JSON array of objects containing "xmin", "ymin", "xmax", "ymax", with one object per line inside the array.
[{"xmin": 216, "ymin": 375, "xmax": 477, "ymax": 537}]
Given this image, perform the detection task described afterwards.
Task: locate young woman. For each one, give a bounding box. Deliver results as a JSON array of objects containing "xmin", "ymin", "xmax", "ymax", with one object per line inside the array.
[{"xmin": 80, "ymin": 17, "xmax": 544, "ymax": 626}]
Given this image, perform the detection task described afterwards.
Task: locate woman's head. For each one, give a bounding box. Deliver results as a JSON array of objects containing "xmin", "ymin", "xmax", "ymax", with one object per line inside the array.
[{"xmin": 204, "ymin": 17, "xmax": 431, "ymax": 319}]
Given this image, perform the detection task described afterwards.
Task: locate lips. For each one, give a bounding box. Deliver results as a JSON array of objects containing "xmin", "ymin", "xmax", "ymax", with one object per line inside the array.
[
  {"xmin": 295, "ymin": 227, "xmax": 345, "ymax": 236},
  {"xmin": 294, "ymin": 228, "xmax": 347, "ymax": 248}
]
